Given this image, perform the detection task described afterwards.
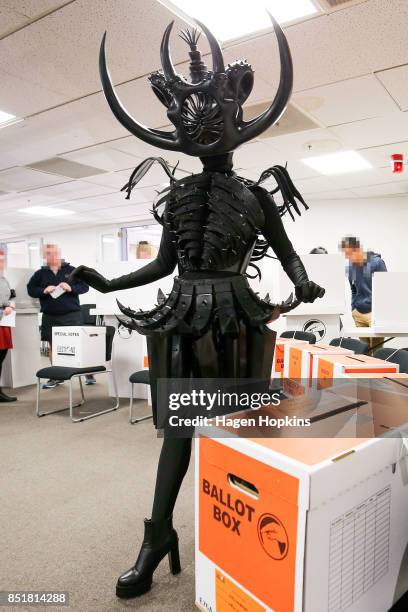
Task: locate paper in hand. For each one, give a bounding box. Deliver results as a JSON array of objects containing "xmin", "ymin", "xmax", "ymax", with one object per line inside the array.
[
  {"xmin": 0, "ymin": 310, "xmax": 16, "ymax": 327},
  {"xmin": 50, "ymin": 286, "xmax": 66, "ymax": 299}
]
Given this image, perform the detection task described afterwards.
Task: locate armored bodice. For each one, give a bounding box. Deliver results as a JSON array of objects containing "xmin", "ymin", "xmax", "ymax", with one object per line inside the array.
[{"xmin": 158, "ymin": 171, "xmax": 265, "ymax": 275}]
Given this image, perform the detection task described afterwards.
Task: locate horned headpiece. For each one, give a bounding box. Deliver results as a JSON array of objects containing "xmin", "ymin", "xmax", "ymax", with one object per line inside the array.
[{"xmin": 99, "ymin": 12, "xmax": 293, "ymax": 157}]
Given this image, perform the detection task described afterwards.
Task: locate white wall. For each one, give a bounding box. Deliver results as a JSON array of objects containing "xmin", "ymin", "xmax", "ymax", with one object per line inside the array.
[
  {"xmin": 283, "ymin": 196, "xmax": 408, "ymax": 272},
  {"xmin": 19, "ymin": 195, "xmax": 408, "ymax": 272},
  {"xmin": 26, "ymin": 224, "xmax": 120, "ymax": 269}
]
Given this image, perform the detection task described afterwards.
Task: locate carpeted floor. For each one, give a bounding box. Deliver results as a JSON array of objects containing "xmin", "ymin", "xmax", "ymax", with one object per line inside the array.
[
  {"xmin": 0, "ymin": 380, "xmax": 195, "ymax": 612},
  {"xmin": 2, "ymin": 381, "xmax": 407, "ymax": 612}
]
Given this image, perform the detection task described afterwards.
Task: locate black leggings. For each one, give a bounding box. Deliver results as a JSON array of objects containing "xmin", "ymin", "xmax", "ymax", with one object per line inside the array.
[
  {"xmin": 0, "ymin": 349, "xmax": 8, "ymax": 379},
  {"xmin": 151, "ymin": 438, "xmax": 192, "ymax": 521}
]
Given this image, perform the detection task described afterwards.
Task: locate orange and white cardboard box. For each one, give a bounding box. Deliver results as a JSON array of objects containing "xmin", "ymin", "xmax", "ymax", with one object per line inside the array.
[
  {"xmin": 271, "ymin": 338, "xmax": 307, "ymax": 380},
  {"xmin": 312, "ymin": 353, "xmax": 399, "ymax": 391},
  {"xmin": 195, "ymin": 430, "xmax": 408, "ymax": 612},
  {"xmin": 52, "ymin": 326, "xmax": 106, "ymax": 368},
  {"xmin": 282, "ymin": 343, "xmax": 354, "ymax": 396}
]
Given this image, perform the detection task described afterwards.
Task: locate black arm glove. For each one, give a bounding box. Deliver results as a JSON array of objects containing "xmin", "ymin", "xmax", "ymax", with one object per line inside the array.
[
  {"xmin": 69, "ymin": 228, "xmax": 177, "ymax": 294},
  {"xmin": 253, "ymin": 186, "xmax": 325, "ymax": 303}
]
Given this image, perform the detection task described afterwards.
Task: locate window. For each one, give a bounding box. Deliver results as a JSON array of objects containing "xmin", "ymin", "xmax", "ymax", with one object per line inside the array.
[
  {"xmin": 101, "ymin": 233, "xmax": 119, "ymax": 263},
  {"xmin": 28, "ymin": 241, "xmax": 42, "ymax": 269},
  {"xmin": 6, "ymin": 241, "xmax": 29, "ymax": 268},
  {"xmin": 121, "ymin": 225, "xmax": 162, "ymax": 261}
]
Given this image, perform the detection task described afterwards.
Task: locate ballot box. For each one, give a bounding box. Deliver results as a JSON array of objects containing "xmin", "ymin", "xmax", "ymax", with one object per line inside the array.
[
  {"xmin": 312, "ymin": 353, "xmax": 399, "ymax": 390},
  {"xmin": 52, "ymin": 326, "xmax": 106, "ymax": 368},
  {"xmin": 283, "ymin": 343, "xmax": 354, "ymax": 396},
  {"xmin": 195, "ymin": 396, "xmax": 408, "ymax": 612},
  {"xmin": 271, "ymin": 338, "xmax": 307, "ymax": 380}
]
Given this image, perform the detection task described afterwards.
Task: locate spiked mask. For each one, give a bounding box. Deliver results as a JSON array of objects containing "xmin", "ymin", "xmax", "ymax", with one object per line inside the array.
[{"xmin": 99, "ymin": 13, "xmax": 293, "ymax": 157}]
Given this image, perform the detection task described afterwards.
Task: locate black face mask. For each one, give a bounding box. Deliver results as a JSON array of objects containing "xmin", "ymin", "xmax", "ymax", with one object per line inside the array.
[{"xmin": 99, "ymin": 12, "xmax": 293, "ymax": 157}]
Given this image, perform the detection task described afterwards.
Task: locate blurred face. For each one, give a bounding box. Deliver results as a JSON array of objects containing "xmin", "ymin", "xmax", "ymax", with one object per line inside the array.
[
  {"xmin": 0, "ymin": 254, "xmax": 5, "ymax": 273},
  {"xmin": 342, "ymin": 246, "xmax": 365, "ymax": 265},
  {"xmin": 43, "ymin": 244, "xmax": 61, "ymax": 268}
]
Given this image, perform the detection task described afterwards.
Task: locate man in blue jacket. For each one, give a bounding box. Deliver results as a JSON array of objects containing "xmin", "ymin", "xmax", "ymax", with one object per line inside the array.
[
  {"xmin": 27, "ymin": 244, "xmax": 90, "ymax": 388},
  {"xmin": 341, "ymin": 236, "xmax": 387, "ymax": 349}
]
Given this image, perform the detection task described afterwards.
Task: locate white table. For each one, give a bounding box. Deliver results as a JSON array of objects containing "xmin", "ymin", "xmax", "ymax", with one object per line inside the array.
[
  {"xmin": 1, "ymin": 308, "xmax": 42, "ymax": 388},
  {"xmin": 343, "ymin": 326, "xmax": 408, "ymax": 338},
  {"xmin": 90, "ymin": 308, "xmax": 149, "ymax": 400},
  {"xmin": 342, "ymin": 326, "xmax": 408, "ymax": 352}
]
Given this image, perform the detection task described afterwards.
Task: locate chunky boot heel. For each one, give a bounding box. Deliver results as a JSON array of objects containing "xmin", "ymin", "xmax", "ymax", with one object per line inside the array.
[
  {"xmin": 116, "ymin": 516, "xmax": 180, "ymax": 599},
  {"xmin": 168, "ymin": 542, "xmax": 181, "ymax": 575}
]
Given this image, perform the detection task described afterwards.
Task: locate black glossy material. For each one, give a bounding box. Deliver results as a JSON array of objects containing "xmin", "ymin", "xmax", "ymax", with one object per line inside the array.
[
  {"xmin": 70, "ymin": 14, "xmax": 325, "ymax": 598},
  {"xmin": 36, "ymin": 365, "xmax": 106, "ymax": 380},
  {"xmin": 99, "ymin": 14, "xmax": 292, "ymax": 156},
  {"xmin": 116, "ymin": 517, "xmax": 180, "ymax": 598}
]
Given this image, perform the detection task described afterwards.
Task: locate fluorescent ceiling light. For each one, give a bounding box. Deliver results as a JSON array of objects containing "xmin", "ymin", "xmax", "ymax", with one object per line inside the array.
[
  {"xmin": 301, "ymin": 150, "xmax": 372, "ymax": 175},
  {"xmin": 18, "ymin": 206, "xmax": 74, "ymax": 217},
  {"xmin": 0, "ymin": 109, "xmax": 22, "ymax": 129},
  {"xmin": 161, "ymin": 0, "xmax": 318, "ymax": 42},
  {"xmin": 0, "ymin": 110, "xmax": 16, "ymax": 125}
]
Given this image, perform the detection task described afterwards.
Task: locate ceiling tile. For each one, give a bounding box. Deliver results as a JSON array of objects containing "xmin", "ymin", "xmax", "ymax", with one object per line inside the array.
[
  {"xmin": 294, "ymin": 175, "xmax": 339, "ymax": 194},
  {"xmin": 359, "ymin": 141, "xmax": 408, "ymax": 168},
  {"xmin": 0, "ymin": 69, "xmax": 66, "ymax": 117},
  {"xmin": 375, "ymin": 64, "xmax": 408, "ymax": 112},
  {"xmin": 293, "ymin": 75, "xmax": 399, "ymax": 127},
  {"xmin": 26, "ymin": 157, "xmax": 106, "ymax": 178},
  {"xmin": 330, "ymin": 111, "xmax": 408, "ymax": 149},
  {"xmin": 59, "ymin": 144, "xmax": 140, "ymax": 172},
  {"xmin": 350, "ymin": 182, "xmax": 408, "ymax": 198},
  {"xmin": 13, "ymin": 180, "xmax": 116, "ymax": 208},
  {"xmin": 0, "ymin": 166, "xmax": 68, "ymax": 191},
  {"xmin": 233, "ymin": 141, "xmax": 281, "ymax": 170},
  {"xmin": 0, "ymin": 0, "xmax": 190, "ymax": 101},
  {"xmin": 111, "ymin": 137, "xmax": 202, "ymax": 174},
  {"xmin": 0, "ymin": 7, "xmax": 28, "ymax": 37},
  {"xmin": 307, "ymin": 189, "xmax": 359, "ymax": 200}
]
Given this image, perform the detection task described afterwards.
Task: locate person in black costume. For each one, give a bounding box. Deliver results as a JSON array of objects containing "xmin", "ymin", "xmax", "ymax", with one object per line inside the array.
[{"xmin": 71, "ymin": 14, "xmax": 324, "ymax": 599}]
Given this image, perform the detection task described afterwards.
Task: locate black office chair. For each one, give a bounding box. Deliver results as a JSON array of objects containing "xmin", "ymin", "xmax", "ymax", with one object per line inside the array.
[
  {"xmin": 373, "ymin": 348, "xmax": 408, "ymax": 373},
  {"xmin": 330, "ymin": 337, "xmax": 369, "ymax": 354},
  {"xmin": 280, "ymin": 330, "xmax": 316, "ymax": 344},
  {"xmin": 129, "ymin": 370, "xmax": 152, "ymax": 424},
  {"xmin": 36, "ymin": 325, "xmax": 120, "ymax": 422},
  {"xmin": 80, "ymin": 303, "xmax": 97, "ymax": 326}
]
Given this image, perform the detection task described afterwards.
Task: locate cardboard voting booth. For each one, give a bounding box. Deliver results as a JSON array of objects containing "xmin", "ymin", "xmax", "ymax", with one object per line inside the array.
[
  {"xmin": 372, "ymin": 272, "xmax": 408, "ymax": 333},
  {"xmin": 195, "ymin": 403, "xmax": 408, "ymax": 612},
  {"xmin": 52, "ymin": 326, "xmax": 106, "ymax": 368},
  {"xmin": 279, "ymin": 255, "xmax": 346, "ymax": 343}
]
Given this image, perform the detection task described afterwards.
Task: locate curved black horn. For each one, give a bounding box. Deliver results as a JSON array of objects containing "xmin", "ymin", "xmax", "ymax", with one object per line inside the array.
[
  {"xmin": 99, "ymin": 32, "xmax": 179, "ymax": 150},
  {"xmin": 237, "ymin": 12, "xmax": 293, "ymax": 143},
  {"xmin": 160, "ymin": 21, "xmax": 178, "ymax": 80},
  {"xmin": 194, "ymin": 19, "xmax": 225, "ymax": 73}
]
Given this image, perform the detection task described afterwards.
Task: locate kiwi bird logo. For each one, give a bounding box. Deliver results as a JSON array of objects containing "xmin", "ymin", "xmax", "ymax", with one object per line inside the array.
[
  {"xmin": 258, "ymin": 514, "xmax": 289, "ymax": 560},
  {"xmin": 303, "ymin": 318, "xmax": 326, "ymax": 341}
]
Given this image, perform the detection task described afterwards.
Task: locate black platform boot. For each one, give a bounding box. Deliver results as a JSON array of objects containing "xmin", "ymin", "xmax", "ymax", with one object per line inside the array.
[
  {"xmin": 116, "ymin": 516, "xmax": 181, "ymax": 598},
  {"xmin": 0, "ymin": 389, "xmax": 17, "ymax": 402}
]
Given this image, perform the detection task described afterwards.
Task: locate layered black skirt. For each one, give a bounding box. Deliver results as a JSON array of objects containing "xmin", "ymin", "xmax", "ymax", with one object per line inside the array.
[{"xmin": 118, "ymin": 272, "xmax": 278, "ymax": 427}]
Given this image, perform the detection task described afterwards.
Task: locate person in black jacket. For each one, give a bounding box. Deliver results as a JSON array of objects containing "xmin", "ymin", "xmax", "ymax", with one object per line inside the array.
[{"xmin": 27, "ymin": 244, "xmax": 90, "ymax": 388}]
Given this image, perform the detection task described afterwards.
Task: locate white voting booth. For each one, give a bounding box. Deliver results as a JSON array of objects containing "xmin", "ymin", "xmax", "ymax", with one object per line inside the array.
[
  {"xmin": 372, "ymin": 272, "xmax": 408, "ymax": 333},
  {"xmin": 0, "ymin": 267, "xmax": 41, "ymax": 389},
  {"xmin": 278, "ymin": 254, "xmax": 346, "ymax": 342}
]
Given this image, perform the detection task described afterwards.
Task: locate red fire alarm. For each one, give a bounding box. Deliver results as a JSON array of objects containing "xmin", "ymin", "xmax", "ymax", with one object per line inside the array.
[{"xmin": 391, "ymin": 153, "xmax": 403, "ymax": 173}]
